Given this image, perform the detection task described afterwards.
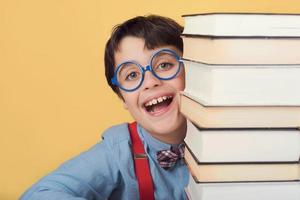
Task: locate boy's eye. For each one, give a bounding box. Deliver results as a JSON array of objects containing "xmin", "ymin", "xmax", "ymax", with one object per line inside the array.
[
  {"xmin": 125, "ymin": 71, "xmax": 140, "ymax": 81},
  {"xmin": 156, "ymin": 62, "xmax": 174, "ymax": 71}
]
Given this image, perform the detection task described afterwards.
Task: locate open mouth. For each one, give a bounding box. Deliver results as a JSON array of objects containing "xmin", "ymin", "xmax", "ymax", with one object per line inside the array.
[{"xmin": 144, "ymin": 95, "xmax": 174, "ymax": 114}]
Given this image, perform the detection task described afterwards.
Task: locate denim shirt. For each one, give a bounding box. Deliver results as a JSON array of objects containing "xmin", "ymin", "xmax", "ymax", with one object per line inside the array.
[{"xmin": 20, "ymin": 123, "xmax": 189, "ymax": 200}]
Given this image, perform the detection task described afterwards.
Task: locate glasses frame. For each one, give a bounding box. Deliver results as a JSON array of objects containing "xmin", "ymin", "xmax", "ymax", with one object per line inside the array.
[{"xmin": 111, "ymin": 48, "xmax": 183, "ymax": 92}]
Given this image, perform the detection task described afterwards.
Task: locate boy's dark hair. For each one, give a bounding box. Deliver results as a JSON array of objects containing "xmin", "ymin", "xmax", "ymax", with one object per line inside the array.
[{"xmin": 104, "ymin": 15, "xmax": 184, "ymax": 99}]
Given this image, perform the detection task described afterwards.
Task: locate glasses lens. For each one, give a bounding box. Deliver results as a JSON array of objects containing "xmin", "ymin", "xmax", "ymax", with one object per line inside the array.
[
  {"xmin": 117, "ymin": 62, "xmax": 143, "ymax": 91},
  {"xmin": 151, "ymin": 50, "xmax": 180, "ymax": 79}
]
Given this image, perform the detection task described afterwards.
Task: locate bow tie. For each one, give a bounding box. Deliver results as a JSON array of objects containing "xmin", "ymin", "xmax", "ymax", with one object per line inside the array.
[{"xmin": 156, "ymin": 144, "xmax": 185, "ymax": 170}]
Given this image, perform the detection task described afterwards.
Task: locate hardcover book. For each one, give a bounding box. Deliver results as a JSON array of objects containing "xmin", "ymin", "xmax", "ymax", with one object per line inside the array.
[
  {"xmin": 180, "ymin": 92, "xmax": 300, "ymax": 128},
  {"xmin": 185, "ymin": 146, "xmax": 300, "ymax": 183},
  {"xmin": 182, "ymin": 13, "xmax": 300, "ymax": 37},
  {"xmin": 184, "ymin": 60, "xmax": 300, "ymax": 106},
  {"xmin": 182, "ymin": 36, "xmax": 300, "ymax": 64},
  {"xmin": 185, "ymin": 174, "xmax": 300, "ymax": 200},
  {"xmin": 184, "ymin": 120, "xmax": 300, "ymax": 163}
]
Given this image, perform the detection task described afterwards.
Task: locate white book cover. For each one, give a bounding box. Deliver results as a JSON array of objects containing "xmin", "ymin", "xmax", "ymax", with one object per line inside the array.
[
  {"xmin": 187, "ymin": 174, "xmax": 300, "ymax": 200},
  {"xmin": 184, "ymin": 59, "xmax": 300, "ymax": 106},
  {"xmin": 185, "ymin": 120, "xmax": 300, "ymax": 163},
  {"xmin": 182, "ymin": 13, "xmax": 300, "ymax": 37}
]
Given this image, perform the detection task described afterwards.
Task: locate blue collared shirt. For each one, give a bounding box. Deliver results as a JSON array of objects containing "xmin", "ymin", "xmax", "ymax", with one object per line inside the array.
[{"xmin": 21, "ymin": 123, "xmax": 189, "ymax": 200}]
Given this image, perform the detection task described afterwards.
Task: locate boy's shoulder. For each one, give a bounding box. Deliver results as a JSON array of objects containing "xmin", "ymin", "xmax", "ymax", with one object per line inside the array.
[{"xmin": 101, "ymin": 122, "xmax": 131, "ymax": 146}]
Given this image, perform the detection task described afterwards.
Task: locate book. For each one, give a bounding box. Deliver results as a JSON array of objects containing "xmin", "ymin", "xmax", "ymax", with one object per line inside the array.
[
  {"xmin": 186, "ymin": 174, "xmax": 300, "ymax": 200},
  {"xmin": 185, "ymin": 146, "xmax": 300, "ymax": 183},
  {"xmin": 182, "ymin": 13, "xmax": 300, "ymax": 37},
  {"xmin": 182, "ymin": 36, "xmax": 300, "ymax": 64},
  {"xmin": 183, "ymin": 59, "xmax": 300, "ymax": 106},
  {"xmin": 184, "ymin": 120, "xmax": 300, "ymax": 163},
  {"xmin": 180, "ymin": 92, "xmax": 300, "ymax": 128}
]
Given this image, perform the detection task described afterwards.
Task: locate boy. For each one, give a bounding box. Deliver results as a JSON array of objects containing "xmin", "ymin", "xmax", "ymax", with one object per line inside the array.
[{"xmin": 21, "ymin": 15, "xmax": 189, "ymax": 200}]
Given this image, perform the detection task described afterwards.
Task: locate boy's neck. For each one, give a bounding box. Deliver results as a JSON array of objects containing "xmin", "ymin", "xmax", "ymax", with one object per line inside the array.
[{"xmin": 149, "ymin": 122, "xmax": 187, "ymax": 145}]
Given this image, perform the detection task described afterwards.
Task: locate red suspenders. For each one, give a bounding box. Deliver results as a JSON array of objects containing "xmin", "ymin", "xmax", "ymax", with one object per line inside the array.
[{"xmin": 128, "ymin": 122, "xmax": 155, "ymax": 200}]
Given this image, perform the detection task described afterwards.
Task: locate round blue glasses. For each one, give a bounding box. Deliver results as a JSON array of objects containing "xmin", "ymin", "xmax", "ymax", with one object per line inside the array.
[{"xmin": 111, "ymin": 49, "xmax": 183, "ymax": 92}]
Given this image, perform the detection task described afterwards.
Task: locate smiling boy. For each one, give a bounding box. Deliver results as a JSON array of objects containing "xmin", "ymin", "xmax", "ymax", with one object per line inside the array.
[{"xmin": 21, "ymin": 15, "xmax": 189, "ymax": 200}]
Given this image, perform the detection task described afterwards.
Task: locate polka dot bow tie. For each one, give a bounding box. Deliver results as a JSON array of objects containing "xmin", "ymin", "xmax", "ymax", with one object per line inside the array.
[{"xmin": 156, "ymin": 144, "xmax": 185, "ymax": 170}]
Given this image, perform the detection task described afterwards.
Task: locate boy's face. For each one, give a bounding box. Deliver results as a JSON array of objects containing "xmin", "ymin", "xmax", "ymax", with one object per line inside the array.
[{"xmin": 114, "ymin": 36, "xmax": 186, "ymax": 144}]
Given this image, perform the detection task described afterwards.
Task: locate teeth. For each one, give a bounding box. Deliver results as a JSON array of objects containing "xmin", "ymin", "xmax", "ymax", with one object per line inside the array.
[
  {"xmin": 151, "ymin": 99, "xmax": 158, "ymax": 105},
  {"xmin": 144, "ymin": 95, "xmax": 173, "ymax": 107}
]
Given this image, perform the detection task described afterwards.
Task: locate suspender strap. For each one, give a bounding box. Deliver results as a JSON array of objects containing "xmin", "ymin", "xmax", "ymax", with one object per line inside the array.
[{"xmin": 128, "ymin": 122, "xmax": 155, "ymax": 200}]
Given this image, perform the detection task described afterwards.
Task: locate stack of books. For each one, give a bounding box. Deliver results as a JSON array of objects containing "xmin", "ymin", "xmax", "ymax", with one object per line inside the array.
[{"xmin": 180, "ymin": 13, "xmax": 300, "ymax": 200}]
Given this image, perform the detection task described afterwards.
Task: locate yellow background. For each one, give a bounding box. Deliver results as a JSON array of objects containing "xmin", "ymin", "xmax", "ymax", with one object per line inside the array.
[{"xmin": 1, "ymin": 0, "xmax": 300, "ymax": 199}]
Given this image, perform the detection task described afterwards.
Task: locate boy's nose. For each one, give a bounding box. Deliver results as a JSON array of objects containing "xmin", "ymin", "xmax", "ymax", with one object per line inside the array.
[{"xmin": 142, "ymin": 70, "xmax": 162, "ymax": 90}]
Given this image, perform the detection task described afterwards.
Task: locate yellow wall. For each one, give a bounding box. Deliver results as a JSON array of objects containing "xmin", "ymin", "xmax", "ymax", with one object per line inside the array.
[{"xmin": 1, "ymin": 0, "xmax": 300, "ymax": 199}]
